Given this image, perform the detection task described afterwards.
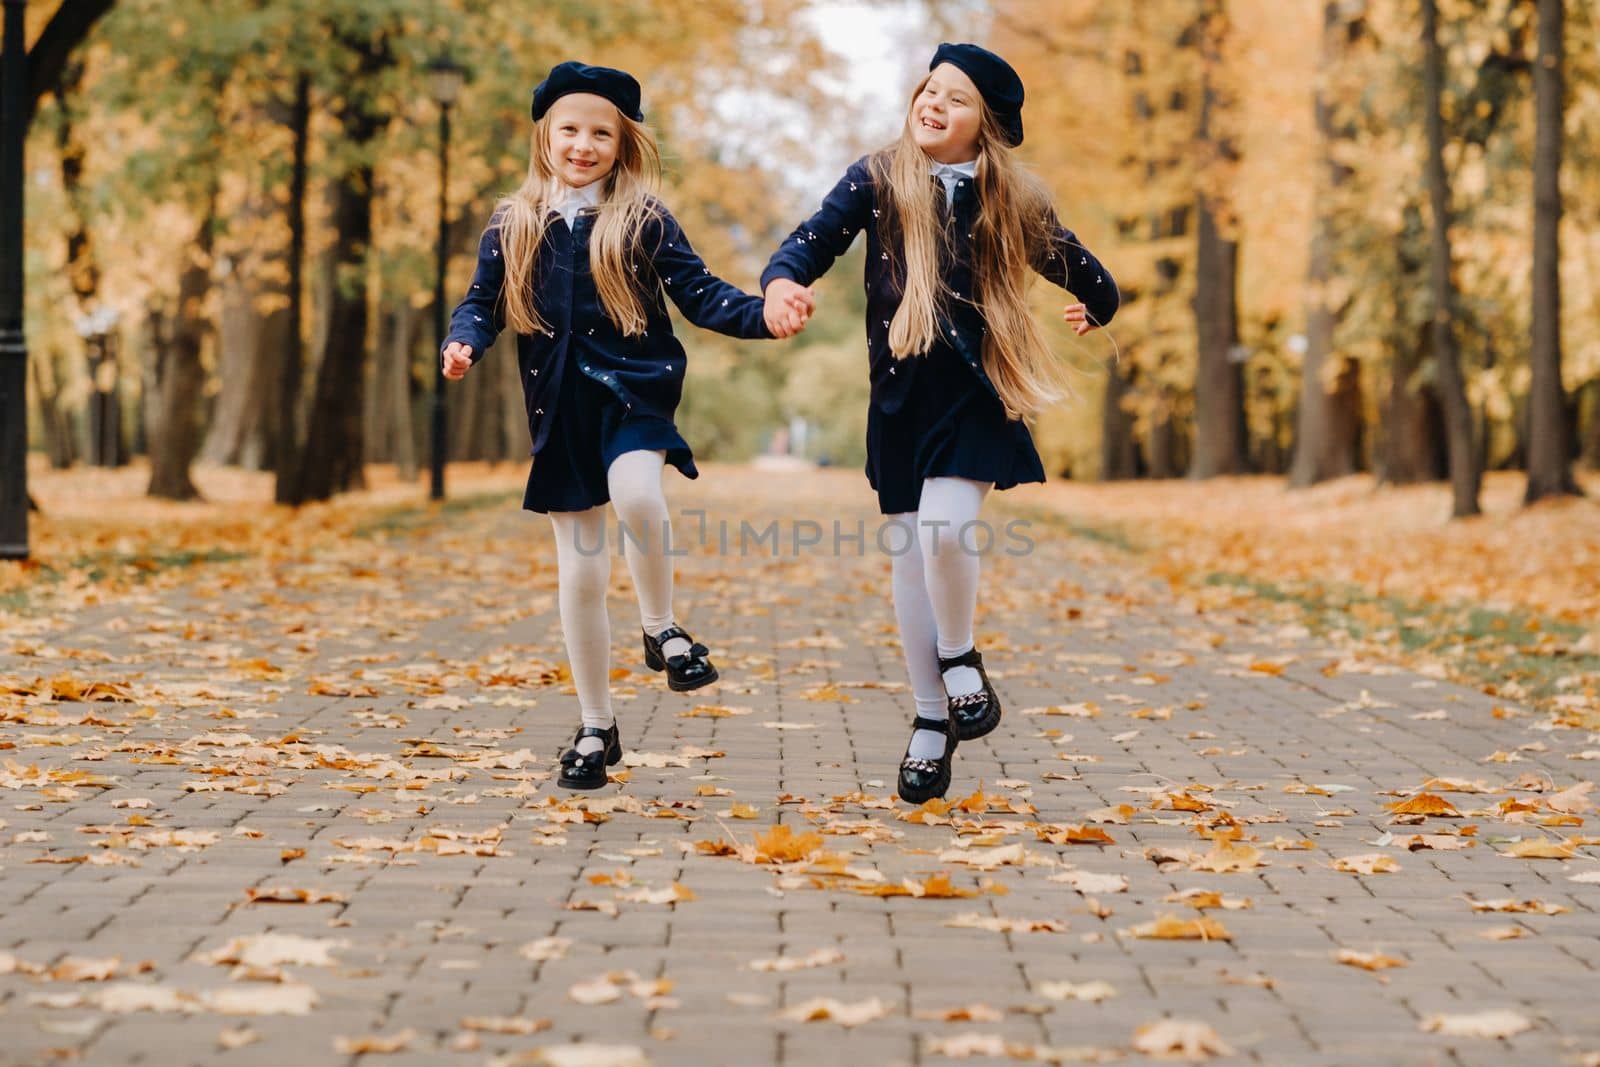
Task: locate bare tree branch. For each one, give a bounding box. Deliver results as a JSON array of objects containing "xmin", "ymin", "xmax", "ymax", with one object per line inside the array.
[{"xmin": 25, "ymin": 0, "xmax": 115, "ymax": 122}]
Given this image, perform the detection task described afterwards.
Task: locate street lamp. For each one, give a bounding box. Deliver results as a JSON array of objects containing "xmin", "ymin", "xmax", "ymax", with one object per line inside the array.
[
  {"xmin": 429, "ymin": 53, "xmax": 464, "ymax": 502},
  {"xmin": 1, "ymin": 0, "xmax": 30, "ymax": 560}
]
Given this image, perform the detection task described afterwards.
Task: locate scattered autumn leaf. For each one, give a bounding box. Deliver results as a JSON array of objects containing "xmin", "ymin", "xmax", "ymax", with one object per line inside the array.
[
  {"xmin": 1500, "ymin": 838, "xmax": 1578, "ymax": 860},
  {"xmin": 1036, "ymin": 980, "xmax": 1117, "ymax": 1003},
  {"xmin": 1385, "ymin": 794, "xmax": 1463, "ymax": 818},
  {"xmin": 747, "ymin": 948, "xmax": 844, "ymax": 973},
  {"xmin": 1336, "ymin": 949, "xmax": 1407, "ymax": 971},
  {"xmin": 944, "ymin": 913, "xmax": 1067, "ymax": 934},
  {"xmin": 334, "ymin": 1030, "xmax": 416, "ymax": 1054},
  {"xmin": 1131, "ymin": 1018, "xmax": 1235, "ymax": 1060},
  {"xmin": 1332, "ymin": 854, "xmax": 1401, "ymax": 874},
  {"xmin": 779, "ymin": 997, "xmax": 889, "ymax": 1027},
  {"xmin": 1420, "ymin": 1010, "xmax": 1533, "ymax": 1039}
]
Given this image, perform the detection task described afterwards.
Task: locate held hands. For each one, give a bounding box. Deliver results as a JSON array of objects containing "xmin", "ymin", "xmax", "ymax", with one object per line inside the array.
[
  {"xmin": 441, "ymin": 342, "xmax": 474, "ymax": 380},
  {"xmin": 763, "ymin": 278, "xmax": 817, "ymax": 339},
  {"xmin": 1062, "ymin": 303, "xmax": 1100, "ymax": 338}
]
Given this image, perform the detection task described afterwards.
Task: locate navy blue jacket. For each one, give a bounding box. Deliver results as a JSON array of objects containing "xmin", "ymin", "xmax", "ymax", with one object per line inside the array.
[
  {"xmin": 760, "ymin": 155, "xmax": 1120, "ymax": 415},
  {"xmin": 445, "ymin": 201, "xmax": 771, "ymax": 453}
]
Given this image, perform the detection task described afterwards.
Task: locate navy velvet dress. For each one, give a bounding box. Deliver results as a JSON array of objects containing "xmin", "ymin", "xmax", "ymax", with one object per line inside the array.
[
  {"xmin": 445, "ymin": 200, "xmax": 771, "ymax": 513},
  {"xmin": 760, "ymin": 155, "xmax": 1120, "ymax": 515}
]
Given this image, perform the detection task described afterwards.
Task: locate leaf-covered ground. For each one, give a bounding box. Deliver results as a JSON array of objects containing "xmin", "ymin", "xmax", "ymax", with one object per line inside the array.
[
  {"xmin": 1015, "ymin": 472, "xmax": 1600, "ymax": 717},
  {"xmin": 1, "ymin": 462, "xmax": 1597, "ymax": 1067}
]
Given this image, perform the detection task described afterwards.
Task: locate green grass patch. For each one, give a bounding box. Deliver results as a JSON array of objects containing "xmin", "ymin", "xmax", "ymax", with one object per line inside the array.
[
  {"xmin": 73, "ymin": 548, "xmax": 249, "ymax": 585},
  {"xmin": 1199, "ymin": 571, "xmax": 1600, "ymax": 702},
  {"xmin": 353, "ymin": 490, "xmax": 518, "ymax": 539},
  {"xmin": 992, "ymin": 502, "xmax": 1144, "ymax": 554},
  {"xmin": 1, "ymin": 548, "xmax": 248, "ymax": 616}
]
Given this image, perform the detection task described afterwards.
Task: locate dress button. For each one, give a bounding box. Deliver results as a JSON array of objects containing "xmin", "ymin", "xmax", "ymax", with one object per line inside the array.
[{"xmin": 535, "ymin": 408, "xmax": 543, "ymax": 415}]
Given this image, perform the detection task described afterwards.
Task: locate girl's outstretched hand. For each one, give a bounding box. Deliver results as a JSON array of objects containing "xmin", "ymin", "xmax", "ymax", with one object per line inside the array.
[
  {"xmin": 1062, "ymin": 303, "xmax": 1099, "ymax": 337},
  {"xmin": 441, "ymin": 342, "xmax": 474, "ymax": 380},
  {"xmin": 764, "ymin": 278, "xmax": 816, "ymax": 339}
]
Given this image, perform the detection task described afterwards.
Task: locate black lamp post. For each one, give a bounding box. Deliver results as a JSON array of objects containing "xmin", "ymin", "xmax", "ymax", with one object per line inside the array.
[
  {"xmin": 1, "ymin": 0, "xmax": 29, "ymax": 560},
  {"xmin": 429, "ymin": 53, "xmax": 464, "ymax": 502}
]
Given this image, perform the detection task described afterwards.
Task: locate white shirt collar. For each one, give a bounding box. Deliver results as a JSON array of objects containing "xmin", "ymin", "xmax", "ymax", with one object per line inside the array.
[
  {"xmin": 931, "ymin": 159, "xmax": 978, "ymax": 205},
  {"xmin": 551, "ymin": 180, "xmax": 604, "ymax": 227}
]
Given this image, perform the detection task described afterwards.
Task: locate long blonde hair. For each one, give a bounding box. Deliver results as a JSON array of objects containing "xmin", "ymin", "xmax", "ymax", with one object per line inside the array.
[
  {"xmin": 871, "ymin": 74, "xmax": 1065, "ymax": 419},
  {"xmin": 495, "ymin": 108, "xmax": 663, "ymax": 337}
]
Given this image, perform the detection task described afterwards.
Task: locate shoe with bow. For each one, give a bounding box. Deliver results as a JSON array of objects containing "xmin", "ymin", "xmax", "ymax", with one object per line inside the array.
[
  {"xmin": 557, "ymin": 723, "xmax": 622, "ymax": 791},
  {"xmin": 642, "ymin": 625, "xmax": 719, "ymax": 692}
]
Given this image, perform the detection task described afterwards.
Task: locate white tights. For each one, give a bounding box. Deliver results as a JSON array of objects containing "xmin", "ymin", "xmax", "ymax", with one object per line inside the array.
[
  {"xmin": 547, "ymin": 450, "xmax": 689, "ymax": 751},
  {"xmin": 889, "ymin": 477, "xmax": 991, "ymax": 759}
]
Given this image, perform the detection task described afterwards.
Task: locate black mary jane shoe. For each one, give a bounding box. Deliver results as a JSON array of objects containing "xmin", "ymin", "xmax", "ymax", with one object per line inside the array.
[
  {"xmin": 940, "ymin": 647, "xmax": 1003, "ymax": 741},
  {"xmin": 896, "ymin": 715, "xmax": 958, "ymax": 805},
  {"xmin": 642, "ymin": 625, "xmax": 720, "ymax": 692},
  {"xmin": 557, "ymin": 723, "xmax": 622, "ymax": 791}
]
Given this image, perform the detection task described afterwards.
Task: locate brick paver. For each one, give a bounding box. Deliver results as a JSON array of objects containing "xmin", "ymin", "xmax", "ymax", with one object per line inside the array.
[{"xmin": 2, "ymin": 465, "xmax": 1596, "ymax": 1067}]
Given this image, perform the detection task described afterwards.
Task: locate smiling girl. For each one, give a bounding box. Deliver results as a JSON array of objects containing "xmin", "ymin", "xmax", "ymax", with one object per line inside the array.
[
  {"xmin": 442, "ymin": 61, "xmax": 811, "ymax": 790},
  {"xmin": 761, "ymin": 43, "xmax": 1120, "ymax": 802}
]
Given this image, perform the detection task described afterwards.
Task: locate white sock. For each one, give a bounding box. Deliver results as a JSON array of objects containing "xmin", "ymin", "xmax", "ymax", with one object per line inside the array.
[
  {"xmin": 918, "ymin": 478, "xmax": 990, "ymax": 700},
  {"xmin": 890, "ymin": 514, "xmax": 950, "ymax": 762},
  {"xmin": 609, "ymin": 450, "xmax": 692, "ymax": 661},
  {"xmin": 550, "ymin": 508, "xmax": 614, "ymax": 756},
  {"xmin": 939, "ymin": 650, "xmax": 983, "ymax": 699}
]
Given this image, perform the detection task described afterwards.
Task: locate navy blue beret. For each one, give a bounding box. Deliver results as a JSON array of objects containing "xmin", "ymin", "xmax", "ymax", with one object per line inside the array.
[
  {"xmin": 531, "ymin": 61, "xmax": 644, "ymax": 123},
  {"xmin": 930, "ymin": 42, "xmax": 1024, "ymax": 146}
]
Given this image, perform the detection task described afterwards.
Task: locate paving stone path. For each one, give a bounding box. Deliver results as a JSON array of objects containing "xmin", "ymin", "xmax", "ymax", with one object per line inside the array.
[{"xmin": 1, "ymin": 466, "xmax": 1597, "ymax": 1067}]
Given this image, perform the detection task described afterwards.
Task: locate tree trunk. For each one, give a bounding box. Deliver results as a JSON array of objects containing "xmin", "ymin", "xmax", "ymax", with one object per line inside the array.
[
  {"xmin": 136, "ymin": 305, "xmax": 167, "ymax": 459},
  {"xmin": 273, "ymin": 72, "xmax": 311, "ymax": 505},
  {"xmin": 1524, "ymin": 0, "xmax": 1579, "ymax": 503},
  {"xmin": 1379, "ymin": 324, "xmax": 1447, "ymax": 485},
  {"xmin": 364, "ymin": 299, "xmax": 392, "ymax": 465},
  {"xmin": 392, "ymin": 301, "xmax": 419, "ymax": 481},
  {"xmin": 201, "ymin": 150, "xmax": 292, "ymax": 471},
  {"xmin": 474, "ymin": 347, "xmax": 506, "ymax": 461},
  {"xmin": 29, "ymin": 353, "xmax": 75, "ymax": 468},
  {"xmin": 202, "ymin": 262, "xmax": 282, "ymax": 469},
  {"xmin": 1145, "ymin": 399, "xmax": 1179, "ymax": 479},
  {"xmin": 1191, "ymin": 202, "xmax": 1246, "ymax": 477},
  {"xmin": 1290, "ymin": 2, "xmax": 1363, "ymax": 488},
  {"xmin": 287, "ymin": 32, "xmax": 391, "ymax": 505},
  {"xmin": 1580, "ymin": 380, "xmax": 1600, "ymax": 469},
  {"xmin": 54, "ymin": 58, "xmax": 127, "ymax": 469},
  {"xmin": 1189, "ymin": 0, "xmax": 1248, "ymax": 479},
  {"xmin": 147, "ymin": 202, "xmax": 215, "ymax": 501},
  {"xmin": 1421, "ymin": 0, "xmax": 1482, "ymax": 517},
  {"xmin": 366, "ymin": 296, "xmax": 419, "ymax": 477},
  {"xmin": 450, "ymin": 335, "xmax": 486, "ymax": 461},
  {"xmin": 290, "ymin": 172, "xmax": 374, "ymax": 501},
  {"xmin": 1100, "ymin": 359, "xmax": 1138, "ymax": 480}
]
